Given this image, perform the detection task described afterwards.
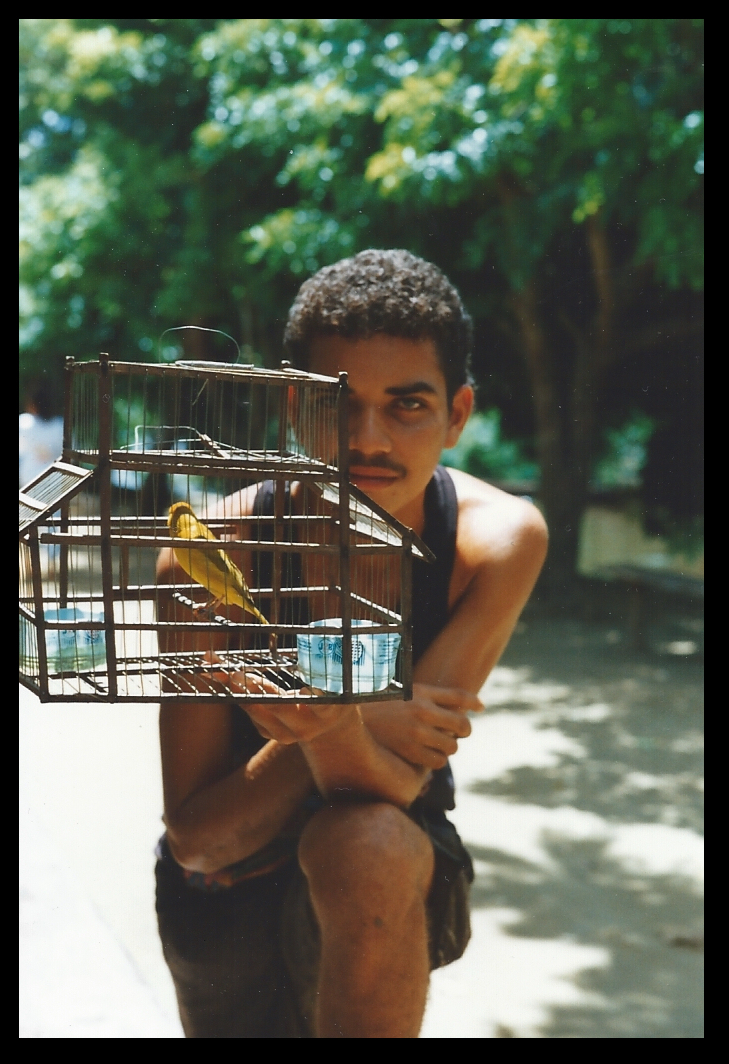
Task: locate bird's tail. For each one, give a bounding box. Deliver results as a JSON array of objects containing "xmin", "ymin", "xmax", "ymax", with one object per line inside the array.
[{"xmin": 248, "ymin": 603, "xmax": 269, "ymax": 626}]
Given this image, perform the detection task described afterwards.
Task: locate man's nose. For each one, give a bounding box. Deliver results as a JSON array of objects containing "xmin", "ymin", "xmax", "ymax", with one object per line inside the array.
[{"xmin": 349, "ymin": 406, "xmax": 392, "ymax": 455}]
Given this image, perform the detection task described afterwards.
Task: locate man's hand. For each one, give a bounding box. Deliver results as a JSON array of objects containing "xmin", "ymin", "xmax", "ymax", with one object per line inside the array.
[
  {"xmin": 205, "ymin": 664, "xmax": 483, "ymax": 807},
  {"xmin": 362, "ymin": 683, "xmax": 483, "ymax": 769},
  {"xmin": 217, "ymin": 664, "xmax": 356, "ymax": 746}
]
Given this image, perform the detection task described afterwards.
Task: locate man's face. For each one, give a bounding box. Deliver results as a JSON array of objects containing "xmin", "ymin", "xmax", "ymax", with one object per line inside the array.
[{"xmin": 308, "ymin": 334, "xmax": 472, "ymax": 528}]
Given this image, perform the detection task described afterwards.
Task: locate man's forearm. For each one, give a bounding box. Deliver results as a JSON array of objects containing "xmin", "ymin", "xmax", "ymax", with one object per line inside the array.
[
  {"xmin": 165, "ymin": 739, "xmax": 314, "ymax": 873},
  {"xmin": 167, "ymin": 712, "xmax": 425, "ymax": 875},
  {"xmin": 301, "ymin": 705, "xmax": 427, "ymax": 808}
]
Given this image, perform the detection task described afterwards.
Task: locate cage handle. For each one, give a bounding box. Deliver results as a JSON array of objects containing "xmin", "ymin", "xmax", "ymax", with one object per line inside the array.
[{"xmin": 157, "ymin": 326, "xmax": 243, "ymax": 365}]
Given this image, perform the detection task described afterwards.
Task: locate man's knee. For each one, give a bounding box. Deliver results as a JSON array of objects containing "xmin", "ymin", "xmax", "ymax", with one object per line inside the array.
[{"xmin": 298, "ymin": 801, "xmax": 434, "ymax": 908}]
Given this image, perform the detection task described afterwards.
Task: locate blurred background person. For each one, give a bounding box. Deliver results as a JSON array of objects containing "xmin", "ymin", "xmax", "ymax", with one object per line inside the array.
[{"xmin": 19, "ymin": 377, "xmax": 63, "ymax": 488}]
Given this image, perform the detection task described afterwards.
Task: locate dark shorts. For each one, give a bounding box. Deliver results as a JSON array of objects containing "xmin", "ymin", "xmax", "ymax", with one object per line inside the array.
[{"xmin": 155, "ymin": 804, "xmax": 473, "ymax": 1038}]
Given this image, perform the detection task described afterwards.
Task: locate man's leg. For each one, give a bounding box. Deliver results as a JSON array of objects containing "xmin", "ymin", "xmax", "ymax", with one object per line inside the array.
[
  {"xmin": 298, "ymin": 802, "xmax": 435, "ymax": 1038},
  {"xmin": 156, "ymin": 850, "xmax": 307, "ymax": 1037}
]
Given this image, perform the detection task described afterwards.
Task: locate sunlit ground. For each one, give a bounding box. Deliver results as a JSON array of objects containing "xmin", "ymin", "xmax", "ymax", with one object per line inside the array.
[
  {"xmin": 423, "ymin": 612, "xmax": 703, "ymax": 1038},
  {"xmin": 20, "ymin": 608, "xmax": 702, "ymax": 1038}
]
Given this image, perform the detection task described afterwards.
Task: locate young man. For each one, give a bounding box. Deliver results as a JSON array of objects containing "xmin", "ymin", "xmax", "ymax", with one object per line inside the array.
[{"xmin": 155, "ymin": 249, "xmax": 547, "ymax": 1038}]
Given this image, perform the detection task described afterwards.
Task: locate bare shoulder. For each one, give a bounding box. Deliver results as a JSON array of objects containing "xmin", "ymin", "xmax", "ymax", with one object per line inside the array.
[
  {"xmin": 446, "ymin": 468, "xmax": 548, "ymax": 587},
  {"xmin": 416, "ymin": 468, "xmax": 547, "ymax": 688}
]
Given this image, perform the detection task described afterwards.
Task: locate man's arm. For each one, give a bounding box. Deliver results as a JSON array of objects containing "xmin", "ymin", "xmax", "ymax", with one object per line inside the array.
[
  {"xmin": 159, "ymin": 702, "xmax": 313, "ymax": 873},
  {"xmin": 229, "ymin": 689, "xmax": 451, "ymax": 809},
  {"xmin": 158, "ymin": 481, "xmax": 547, "ymax": 867},
  {"xmin": 154, "ymin": 484, "xmax": 419, "ymax": 869},
  {"xmin": 156, "ymin": 542, "xmax": 319, "ymax": 873},
  {"xmin": 414, "ymin": 489, "xmax": 548, "ymax": 692},
  {"xmin": 245, "ymin": 486, "xmax": 547, "ymax": 805},
  {"xmin": 361, "ymin": 487, "xmax": 548, "ymax": 769}
]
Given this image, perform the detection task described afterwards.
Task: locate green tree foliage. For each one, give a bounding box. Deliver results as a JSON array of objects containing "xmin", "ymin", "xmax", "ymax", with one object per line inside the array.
[
  {"xmin": 442, "ymin": 410, "xmax": 538, "ymax": 485},
  {"xmin": 20, "ymin": 19, "xmax": 703, "ymax": 589}
]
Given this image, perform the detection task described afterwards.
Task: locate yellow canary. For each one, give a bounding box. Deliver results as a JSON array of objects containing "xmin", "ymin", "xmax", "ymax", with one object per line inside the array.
[{"xmin": 167, "ymin": 501, "xmax": 268, "ymax": 624}]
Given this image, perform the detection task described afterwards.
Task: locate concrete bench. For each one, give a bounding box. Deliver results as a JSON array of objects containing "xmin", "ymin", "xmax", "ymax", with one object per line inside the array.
[{"xmin": 590, "ymin": 565, "xmax": 704, "ymax": 651}]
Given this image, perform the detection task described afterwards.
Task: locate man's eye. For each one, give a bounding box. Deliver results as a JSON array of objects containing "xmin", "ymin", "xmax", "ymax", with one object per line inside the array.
[{"xmin": 395, "ymin": 397, "xmax": 425, "ymax": 411}]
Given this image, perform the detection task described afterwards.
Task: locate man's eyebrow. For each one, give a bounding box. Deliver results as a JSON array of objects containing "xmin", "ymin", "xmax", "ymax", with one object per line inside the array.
[{"xmin": 384, "ymin": 380, "xmax": 438, "ymax": 397}]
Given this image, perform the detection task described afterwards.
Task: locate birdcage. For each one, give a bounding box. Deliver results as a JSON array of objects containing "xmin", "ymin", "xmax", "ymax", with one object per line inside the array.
[{"xmin": 19, "ymin": 350, "xmax": 432, "ymax": 704}]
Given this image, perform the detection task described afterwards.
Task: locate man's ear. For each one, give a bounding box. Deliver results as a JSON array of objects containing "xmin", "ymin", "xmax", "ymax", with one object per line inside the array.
[{"xmin": 444, "ymin": 385, "xmax": 474, "ymax": 449}]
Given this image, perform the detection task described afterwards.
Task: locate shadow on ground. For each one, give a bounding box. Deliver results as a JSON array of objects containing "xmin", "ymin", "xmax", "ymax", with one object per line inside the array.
[
  {"xmin": 469, "ymin": 837, "xmax": 703, "ymax": 1038},
  {"xmin": 485, "ymin": 606, "xmax": 703, "ymax": 832},
  {"xmin": 466, "ymin": 602, "xmax": 703, "ymax": 1037}
]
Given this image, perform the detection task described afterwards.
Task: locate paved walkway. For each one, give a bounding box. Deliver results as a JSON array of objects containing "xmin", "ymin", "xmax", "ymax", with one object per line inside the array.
[{"xmin": 20, "ymin": 616, "xmax": 703, "ymax": 1037}]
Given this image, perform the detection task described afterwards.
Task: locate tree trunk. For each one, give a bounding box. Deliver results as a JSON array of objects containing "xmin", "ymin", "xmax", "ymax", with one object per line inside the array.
[
  {"xmin": 496, "ymin": 175, "xmax": 584, "ymax": 599},
  {"xmin": 522, "ymin": 216, "xmax": 618, "ymax": 601},
  {"xmin": 496, "ymin": 191, "xmax": 622, "ymax": 601},
  {"xmin": 574, "ymin": 215, "xmax": 615, "ymax": 495},
  {"xmin": 511, "ymin": 282, "xmax": 580, "ymax": 600}
]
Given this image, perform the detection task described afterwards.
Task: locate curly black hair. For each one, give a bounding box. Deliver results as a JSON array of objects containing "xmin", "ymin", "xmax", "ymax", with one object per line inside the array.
[{"xmin": 284, "ymin": 249, "xmax": 473, "ymax": 402}]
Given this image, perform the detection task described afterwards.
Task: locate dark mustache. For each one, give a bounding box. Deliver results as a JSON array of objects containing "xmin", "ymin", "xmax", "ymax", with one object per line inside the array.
[{"xmin": 348, "ymin": 452, "xmax": 406, "ymax": 477}]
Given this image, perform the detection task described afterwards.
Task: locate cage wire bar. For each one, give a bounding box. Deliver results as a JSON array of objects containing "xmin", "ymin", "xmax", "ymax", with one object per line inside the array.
[{"xmin": 19, "ymin": 354, "xmax": 432, "ymax": 704}]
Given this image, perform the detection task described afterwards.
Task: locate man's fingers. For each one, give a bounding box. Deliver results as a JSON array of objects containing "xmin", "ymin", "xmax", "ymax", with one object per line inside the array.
[
  {"xmin": 417, "ymin": 705, "xmax": 472, "ymax": 738},
  {"xmin": 417, "ymin": 684, "xmax": 484, "ymax": 712},
  {"xmin": 422, "ymin": 748, "xmax": 449, "ymax": 770},
  {"xmin": 242, "ymin": 671, "xmax": 283, "ymax": 696},
  {"xmin": 413, "ymin": 725, "xmax": 460, "ymax": 758},
  {"xmin": 220, "ymin": 669, "xmax": 283, "ymax": 696},
  {"xmin": 451, "ymin": 714, "xmax": 472, "ymax": 738},
  {"xmin": 436, "ymin": 733, "xmax": 460, "ymax": 756},
  {"xmin": 246, "ymin": 708, "xmax": 300, "ymax": 745},
  {"xmin": 404, "ymin": 743, "xmax": 449, "ymax": 770}
]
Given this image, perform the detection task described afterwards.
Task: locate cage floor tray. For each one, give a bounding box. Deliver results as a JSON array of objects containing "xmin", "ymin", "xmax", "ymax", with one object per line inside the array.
[{"xmin": 33, "ymin": 646, "xmax": 402, "ymax": 703}]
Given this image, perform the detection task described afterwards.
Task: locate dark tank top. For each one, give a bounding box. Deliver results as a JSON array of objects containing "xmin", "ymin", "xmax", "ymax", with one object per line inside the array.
[
  {"xmin": 410, "ymin": 465, "xmax": 458, "ymax": 812},
  {"xmin": 235, "ymin": 465, "xmax": 458, "ymax": 813}
]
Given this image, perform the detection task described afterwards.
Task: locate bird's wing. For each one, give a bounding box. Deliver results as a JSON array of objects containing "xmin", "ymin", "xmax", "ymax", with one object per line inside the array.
[
  {"xmin": 176, "ymin": 533, "xmax": 247, "ymax": 588},
  {"xmin": 172, "ymin": 509, "xmax": 265, "ymax": 618},
  {"xmin": 178, "ymin": 536, "xmax": 241, "ymax": 579},
  {"xmin": 178, "ymin": 513, "xmax": 218, "ymax": 541},
  {"xmin": 213, "ymin": 545, "xmax": 247, "ymax": 587}
]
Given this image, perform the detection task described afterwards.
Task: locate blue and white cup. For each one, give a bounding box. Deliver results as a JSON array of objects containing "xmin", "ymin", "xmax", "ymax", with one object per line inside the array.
[
  {"xmin": 296, "ymin": 619, "xmax": 401, "ymax": 695},
  {"xmin": 44, "ymin": 606, "xmax": 106, "ymax": 673}
]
